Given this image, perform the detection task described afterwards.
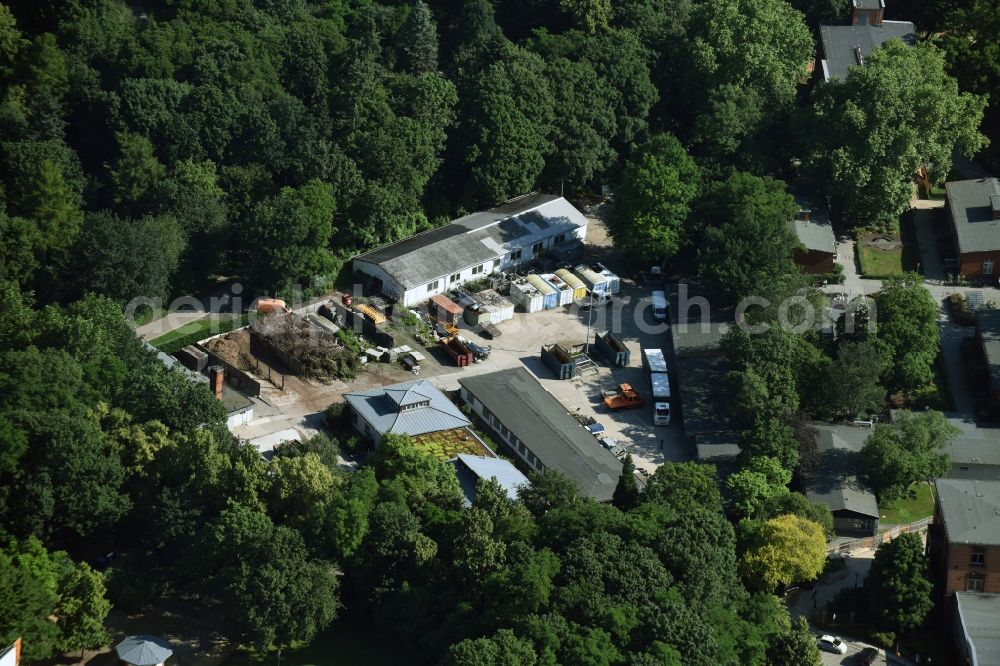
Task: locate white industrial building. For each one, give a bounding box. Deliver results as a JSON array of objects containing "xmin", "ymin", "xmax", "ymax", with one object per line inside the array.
[{"xmin": 351, "ymin": 193, "xmax": 589, "ymax": 307}]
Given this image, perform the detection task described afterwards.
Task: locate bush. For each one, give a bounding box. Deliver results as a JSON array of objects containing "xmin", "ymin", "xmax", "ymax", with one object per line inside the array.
[
  {"xmin": 869, "ymin": 631, "xmax": 896, "ymax": 650},
  {"xmin": 325, "ymin": 402, "xmax": 347, "ymax": 425},
  {"xmin": 342, "ymin": 436, "xmax": 363, "ymax": 453},
  {"xmin": 948, "ymin": 293, "xmax": 976, "ymax": 326}
]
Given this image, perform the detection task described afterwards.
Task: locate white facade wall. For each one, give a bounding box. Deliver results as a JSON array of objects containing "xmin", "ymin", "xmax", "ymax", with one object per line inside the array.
[
  {"xmin": 226, "ymin": 405, "xmax": 254, "ymax": 429},
  {"xmin": 460, "ymin": 387, "xmax": 546, "ymax": 473},
  {"xmin": 356, "ymin": 221, "xmax": 589, "ymax": 308}
]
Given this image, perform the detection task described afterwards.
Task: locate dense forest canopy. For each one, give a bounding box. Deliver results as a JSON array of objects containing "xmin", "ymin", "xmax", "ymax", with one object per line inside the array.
[{"xmin": 0, "ymin": 0, "xmax": 991, "ymax": 662}]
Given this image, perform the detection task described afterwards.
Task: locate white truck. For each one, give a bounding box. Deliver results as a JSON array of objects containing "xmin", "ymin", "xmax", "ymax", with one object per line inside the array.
[
  {"xmin": 642, "ymin": 348, "xmax": 671, "ymax": 426},
  {"xmin": 651, "ymin": 289, "xmax": 668, "ymax": 323}
]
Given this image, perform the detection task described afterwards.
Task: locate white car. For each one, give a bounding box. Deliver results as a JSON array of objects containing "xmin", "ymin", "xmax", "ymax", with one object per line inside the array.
[{"xmin": 818, "ymin": 635, "xmax": 848, "ymax": 655}]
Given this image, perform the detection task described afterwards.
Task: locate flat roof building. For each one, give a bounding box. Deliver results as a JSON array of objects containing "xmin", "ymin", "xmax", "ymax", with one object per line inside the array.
[
  {"xmin": 352, "ymin": 194, "xmax": 589, "ymax": 306},
  {"xmin": 447, "ymin": 454, "xmax": 530, "ymax": 507}
]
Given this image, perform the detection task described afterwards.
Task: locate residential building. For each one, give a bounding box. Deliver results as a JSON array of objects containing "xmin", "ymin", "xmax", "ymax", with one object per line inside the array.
[
  {"xmin": 447, "ymin": 454, "xmax": 530, "ymax": 507},
  {"xmin": 945, "ymin": 178, "xmax": 1000, "ymax": 280},
  {"xmin": 803, "ymin": 425, "xmax": 880, "ymax": 536},
  {"xmin": 352, "ymin": 193, "xmax": 589, "ymax": 307},
  {"xmin": 343, "ymin": 378, "xmax": 471, "ymax": 447},
  {"xmin": 978, "ymin": 309, "xmax": 1000, "ymax": 400},
  {"xmin": 954, "ymin": 592, "xmax": 1000, "ymax": 666},
  {"xmin": 818, "ymin": 1, "xmax": 916, "ymax": 82},
  {"xmin": 930, "ymin": 479, "xmax": 1000, "ymax": 597},
  {"xmin": 458, "ymin": 367, "xmax": 622, "ymax": 502},
  {"xmin": 943, "ymin": 418, "xmax": 1000, "ymax": 482},
  {"xmin": 789, "ymin": 200, "xmax": 836, "ymax": 274}
]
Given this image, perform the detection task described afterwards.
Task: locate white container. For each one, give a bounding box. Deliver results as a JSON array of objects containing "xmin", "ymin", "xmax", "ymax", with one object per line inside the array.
[
  {"xmin": 509, "ymin": 279, "xmax": 545, "ymax": 314},
  {"xmin": 540, "ymin": 273, "xmax": 575, "ymax": 306},
  {"xmin": 474, "ymin": 289, "xmax": 515, "ymax": 324}
]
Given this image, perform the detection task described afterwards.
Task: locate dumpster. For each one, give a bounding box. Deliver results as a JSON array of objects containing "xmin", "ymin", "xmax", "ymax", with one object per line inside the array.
[
  {"xmin": 541, "ymin": 343, "xmax": 576, "ymax": 379},
  {"xmin": 594, "ymin": 330, "xmax": 630, "ymax": 367}
]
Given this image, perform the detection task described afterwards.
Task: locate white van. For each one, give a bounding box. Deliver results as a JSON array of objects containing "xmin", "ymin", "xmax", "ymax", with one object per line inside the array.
[{"xmin": 652, "ymin": 290, "xmax": 668, "ymax": 322}]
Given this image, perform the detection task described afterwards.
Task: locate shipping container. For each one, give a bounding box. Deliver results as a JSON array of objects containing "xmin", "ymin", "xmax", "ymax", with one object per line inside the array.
[
  {"xmin": 526, "ymin": 274, "xmax": 559, "ymax": 309},
  {"xmin": 509, "ymin": 278, "xmax": 545, "ymax": 313},
  {"xmin": 540, "ymin": 273, "xmax": 575, "ymax": 306},
  {"xmin": 594, "ymin": 330, "xmax": 630, "ymax": 367},
  {"xmin": 541, "ymin": 343, "xmax": 576, "ymax": 379},
  {"xmin": 650, "ymin": 372, "xmax": 671, "ymax": 399},
  {"xmin": 555, "ymin": 268, "xmax": 587, "ymax": 301},
  {"xmin": 573, "ymin": 264, "xmax": 608, "ymax": 294},
  {"xmin": 472, "ymin": 289, "xmax": 515, "ymax": 325}
]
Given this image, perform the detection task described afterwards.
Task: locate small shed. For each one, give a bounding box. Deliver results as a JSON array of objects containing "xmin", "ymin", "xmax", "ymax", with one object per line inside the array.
[
  {"xmin": 115, "ymin": 635, "xmax": 173, "ymax": 666},
  {"xmin": 526, "ymin": 274, "xmax": 559, "ymax": 309},
  {"xmin": 555, "ymin": 268, "xmax": 587, "ymax": 300},
  {"xmin": 430, "ymin": 294, "xmax": 463, "ymax": 323},
  {"xmin": 540, "ymin": 273, "xmax": 575, "ymax": 306},
  {"xmin": 509, "ymin": 279, "xmax": 545, "ymax": 313}
]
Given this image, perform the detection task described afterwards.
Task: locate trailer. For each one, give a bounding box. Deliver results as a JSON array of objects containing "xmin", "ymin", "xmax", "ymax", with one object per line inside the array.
[
  {"xmin": 594, "ymin": 330, "xmax": 631, "ymax": 367},
  {"xmin": 526, "ymin": 274, "xmax": 559, "ymax": 309},
  {"xmin": 641, "ymin": 348, "xmax": 668, "ymax": 374},
  {"xmin": 441, "ymin": 336, "xmax": 474, "ymax": 367},
  {"xmin": 555, "ymin": 268, "xmax": 588, "ymax": 301},
  {"xmin": 541, "ymin": 343, "xmax": 576, "ymax": 380}
]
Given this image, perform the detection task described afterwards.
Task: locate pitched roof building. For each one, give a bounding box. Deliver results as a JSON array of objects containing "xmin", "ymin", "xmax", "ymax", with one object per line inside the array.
[
  {"xmin": 954, "ymin": 592, "xmax": 1000, "ymax": 666},
  {"xmin": 804, "ymin": 424, "xmax": 880, "ymax": 536},
  {"xmin": 789, "ymin": 199, "xmax": 836, "ymax": 274},
  {"xmin": 447, "ymin": 454, "xmax": 530, "ymax": 507},
  {"xmin": 818, "ymin": 1, "xmax": 916, "ymax": 82},
  {"xmin": 344, "ymin": 378, "xmax": 470, "ymax": 446},
  {"xmin": 458, "ymin": 367, "xmax": 622, "ymax": 501},
  {"xmin": 352, "ymin": 193, "xmax": 589, "ymax": 306},
  {"xmin": 946, "ymin": 178, "xmax": 1000, "ymax": 280}
]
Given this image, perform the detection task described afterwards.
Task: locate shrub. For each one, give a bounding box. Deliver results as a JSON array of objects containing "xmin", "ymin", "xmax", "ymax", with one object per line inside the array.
[
  {"xmin": 325, "ymin": 402, "xmax": 347, "ymax": 426},
  {"xmin": 948, "ymin": 293, "xmax": 976, "ymax": 326},
  {"xmin": 869, "ymin": 631, "xmax": 896, "ymax": 650}
]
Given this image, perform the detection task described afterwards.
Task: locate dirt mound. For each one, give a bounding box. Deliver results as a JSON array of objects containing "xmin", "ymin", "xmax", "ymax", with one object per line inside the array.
[{"xmin": 203, "ymin": 329, "xmax": 255, "ymax": 371}]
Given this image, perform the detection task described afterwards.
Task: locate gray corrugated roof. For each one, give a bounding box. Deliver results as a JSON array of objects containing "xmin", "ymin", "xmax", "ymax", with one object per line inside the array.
[
  {"xmin": 344, "ymin": 379, "xmax": 470, "ymax": 437},
  {"xmin": 448, "ymin": 454, "xmax": 530, "ymax": 507},
  {"xmin": 948, "ymin": 179, "xmax": 1000, "ymax": 255},
  {"xmin": 956, "ymin": 593, "xmax": 1000, "ymax": 666},
  {"xmin": 819, "ymin": 20, "xmax": 916, "ymax": 81},
  {"xmin": 695, "ymin": 433, "xmax": 741, "ymax": 462},
  {"xmin": 980, "ymin": 309, "xmax": 1000, "ymax": 392},
  {"xmin": 353, "ymin": 195, "xmax": 588, "ymax": 290},
  {"xmin": 805, "ymin": 425, "xmax": 879, "ymax": 518},
  {"xmin": 935, "ymin": 478, "xmax": 1000, "ymax": 546},
  {"xmin": 458, "ymin": 367, "xmax": 622, "ymax": 501}
]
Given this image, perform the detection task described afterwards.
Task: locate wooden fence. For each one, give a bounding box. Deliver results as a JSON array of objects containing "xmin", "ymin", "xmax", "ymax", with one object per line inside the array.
[{"xmin": 828, "ymin": 516, "xmax": 933, "ymax": 555}]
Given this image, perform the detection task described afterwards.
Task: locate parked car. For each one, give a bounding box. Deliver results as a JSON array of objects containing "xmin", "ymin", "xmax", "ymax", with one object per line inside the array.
[
  {"xmin": 577, "ymin": 293, "xmax": 613, "ymax": 310},
  {"xmin": 858, "ymin": 647, "xmax": 880, "ymax": 665},
  {"xmin": 818, "ymin": 635, "xmax": 847, "ymax": 655}
]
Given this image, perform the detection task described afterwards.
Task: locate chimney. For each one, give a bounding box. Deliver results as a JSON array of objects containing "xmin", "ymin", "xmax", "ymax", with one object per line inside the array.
[
  {"xmin": 991, "ymin": 194, "xmax": 1000, "ymax": 220},
  {"xmin": 850, "ymin": 0, "xmax": 885, "ymax": 27},
  {"xmin": 209, "ymin": 365, "xmax": 225, "ymax": 400},
  {"xmin": 798, "ymin": 208, "xmax": 811, "ymax": 221}
]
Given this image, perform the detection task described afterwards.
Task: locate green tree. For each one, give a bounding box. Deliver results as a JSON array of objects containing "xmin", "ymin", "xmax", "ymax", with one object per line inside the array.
[
  {"xmin": 875, "ymin": 274, "xmax": 940, "ymax": 391},
  {"xmin": 805, "ymin": 41, "xmax": 987, "ymax": 228},
  {"xmin": 642, "ymin": 461, "xmax": 722, "ymax": 514},
  {"xmin": 861, "ymin": 410, "xmax": 957, "ymax": 502},
  {"xmin": 17, "ymin": 159, "xmax": 83, "ymax": 260},
  {"xmin": 447, "ymin": 628, "xmax": 538, "ymax": 666},
  {"xmin": 766, "ymin": 615, "xmax": 822, "ymax": 666},
  {"xmin": 759, "ymin": 491, "xmax": 834, "ymax": 539},
  {"xmin": 696, "ymin": 173, "xmax": 798, "ymax": 303},
  {"xmin": 741, "ymin": 514, "xmax": 826, "ymax": 590},
  {"xmin": 612, "ymin": 452, "xmax": 639, "ymax": 510},
  {"xmin": 560, "ymin": 0, "xmax": 612, "ymax": 34},
  {"xmin": 400, "ymin": 1, "xmax": 438, "ymax": 74},
  {"xmin": 725, "ymin": 456, "xmax": 791, "ymax": 518},
  {"xmin": 0, "ymin": 537, "xmax": 65, "ymax": 661},
  {"xmin": 55, "ymin": 562, "xmax": 111, "ymax": 657},
  {"xmin": 864, "ymin": 532, "xmax": 933, "ymax": 633},
  {"xmin": 107, "ymin": 132, "xmax": 167, "ymax": 212},
  {"xmin": 453, "ymin": 508, "xmax": 507, "ymax": 578},
  {"xmin": 73, "ymin": 211, "xmax": 185, "ymax": 303},
  {"xmin": 241, "ymin": 180, "xmax": 336, "ymax": 292},
  {"xmin": 819, "ymin": 340, "xmax": 890, "ymax": 419},
  {"xmin": 518, "ymin": 470, "xmax": 579, "ymax": 517},
  {"xmin": 607, "ymin": 133, "xmax": 699, "ymax": 263}
]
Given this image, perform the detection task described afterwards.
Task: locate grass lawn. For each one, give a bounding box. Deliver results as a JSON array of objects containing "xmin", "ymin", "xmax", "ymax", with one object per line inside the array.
[
  {"xmin": 411, "ymin": 427, "xmax": 493, "ymax": 460},
  {"xmin": 224, "ymin": 618, "xmax": 405, "ymax": 666},
  {"xmin": 879, "ymin": 483, "xmax": 935, "ymax": 525},
  {"xmin": 148, "ymin": 315, "xmax": 248, "ymax": 353},
  {"xmin": 857, "ymin": 242, "xmax": 904, "ymax": 277}
]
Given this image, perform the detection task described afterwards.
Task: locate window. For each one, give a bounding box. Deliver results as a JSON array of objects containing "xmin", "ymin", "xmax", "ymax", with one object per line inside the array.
[
  {"xmin": 510, "ymin": 249, "xmax": 523, "ymax": 262},
  {"xmin": 968, "ymin": 572, "xmax": 985, "ymax": 593},
  {"xmin": 972, "ymin": 548, "xmax": 986, "ymax": 566},
  {"xmin": 984, "ymin": 259, "xmax": 994, "ymax": 275},
  {"xmin": 535, "ymin": 458, "xmax": 544, "ymax": 470},
  {"xmin": 483, "ymin": 407, "xmax": 493, "ymax": 421},
  {"xmin": 492, "ymin": 415, "xmax": 501, "ymax": 428},
  {"xmin": 500, "ymin": 425, "xmax": 509, "ymax": 439},
  {"xmin": 527, "ymin": 451, "xmax": 536, "ymax": 464},
  {"xmin": 427, "ymin": 279, "xmax": 440, "ymax": 291},
  {"xmin": 532, "ymin": 242, "xmax": 544, "ymax": 255},
  {"xmin": 471, "ymin": 264, "xmax": 485, "ymax": 275},
  {"xmin": 518, "ymin": 442, "xmax": 526, "ymax": 455},
  {"xmin": 450, "ymin": 273, "xmax": 461, "ymax": 283},
  {"xmin": 858, "ymin": 12, "xmax": 868, "ymax": 24},
  {"xmin": 554, "ymin": 234, "xmax": 566, "ymax": 244}
]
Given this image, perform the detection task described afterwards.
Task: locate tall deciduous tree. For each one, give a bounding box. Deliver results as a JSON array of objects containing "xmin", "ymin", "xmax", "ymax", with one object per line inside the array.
[
  {"xmin": 766, "ymin": 616, "xmax": 822, "ymax": 666},
  {"xmin": 805, "ymin": 41, "xmax": 987, "ymax": 229},
  {"xmin": 56, "ymin": 562, "xmax": 111, "ymax": 657},
  {"xmin": 861, "ymin": 410, "xmax": 957, "ymax": 502},
  {"xmin": 725, "ymin": 456, "xmax": 791, "ymax": 518},
  {"xmin": 864, "ymin": 532, "xmax": 933, "ymax": 633},
  {"xmin": 608, "ymin": 133, "xmax": 699, "ymax": 263},
  {"xmin": 875, "ymin": 273, "xmax": 940, "ymax": 391},
  {"xmin": 818, "ymin": 340, "xmax": 890, "ymax": 419},
  {"xmin": 741, "ymin": 514, "xmax": 826, "ymax": 590},
  {"xmin": 241, "ymin": 180, "xmax": 336, "ymax": 292}
]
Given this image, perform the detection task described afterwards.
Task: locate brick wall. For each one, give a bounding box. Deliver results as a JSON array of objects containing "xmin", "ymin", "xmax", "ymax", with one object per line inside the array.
[
  {"xmin": 959, "ymin": 250, "xmax": 1000, "ymax": 280},
  {"xmin": 943, "ymin": 543, "xmax": 1000, "ymax": 595}
]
